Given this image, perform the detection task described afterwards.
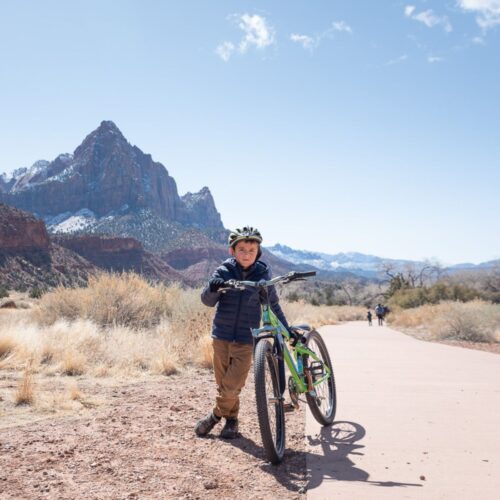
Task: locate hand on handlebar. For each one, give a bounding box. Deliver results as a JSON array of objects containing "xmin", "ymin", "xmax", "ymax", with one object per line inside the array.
[{"xmin": 209, "ymin": 277, "xmax": 225, "ymax": 292}]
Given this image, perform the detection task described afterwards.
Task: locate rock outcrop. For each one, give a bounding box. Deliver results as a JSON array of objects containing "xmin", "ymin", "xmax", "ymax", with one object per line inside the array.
[
  {"xmin": 0, "ymin": 203, "xmax": 50, "ymax": 251},
  {"xmin": 53, "ymin": 234, "xmax": 187, "ymax": 283},
  {"xmin": 161, "ymin": 245, "xmax": 228, "ymax": 270},
  {"xmin": 53, "ymin": 235, "xmax": 144, "ymax": 271}
]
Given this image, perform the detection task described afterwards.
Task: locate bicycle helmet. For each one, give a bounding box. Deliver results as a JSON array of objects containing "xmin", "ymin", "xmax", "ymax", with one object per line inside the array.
[{"xmin": 228, "ymin": 226, "xmax": 263, "ymax": 248}]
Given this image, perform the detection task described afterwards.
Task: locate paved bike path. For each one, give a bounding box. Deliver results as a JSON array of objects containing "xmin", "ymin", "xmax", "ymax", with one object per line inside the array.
[{"xmin": 305, "ymin": 321, "xmax": 500, "ymax": 500}]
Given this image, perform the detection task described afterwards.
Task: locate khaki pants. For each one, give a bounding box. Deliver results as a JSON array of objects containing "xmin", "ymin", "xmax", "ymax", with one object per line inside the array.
[{"xmin": 212, "ymin": 338, "xmax": 253, "ymax": 419}]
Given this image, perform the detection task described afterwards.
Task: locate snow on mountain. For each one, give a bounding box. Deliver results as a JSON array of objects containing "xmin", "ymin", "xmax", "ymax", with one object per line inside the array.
[
  {"xmin": 266, "ymin": 244, "xmax": 415, "ymax": 276},
  {"xmin": 6, "ymin": 154, "xmax": 77, "ymax": 193},
  {"xmin": 45, "ymin": 209, "xmax": 97, "ymax": 233},
  {"xmin": 267, "ymin": 244, "xmax": 499, "ymax": 277}
]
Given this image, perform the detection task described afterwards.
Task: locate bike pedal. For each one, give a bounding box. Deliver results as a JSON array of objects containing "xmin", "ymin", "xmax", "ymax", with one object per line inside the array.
[{"xmin": 283, "ymin": 403, "xmax": 296, "ymax": 413}]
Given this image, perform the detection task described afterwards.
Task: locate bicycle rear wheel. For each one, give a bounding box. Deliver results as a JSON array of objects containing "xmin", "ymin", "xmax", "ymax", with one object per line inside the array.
[
  {"xmin": 254, "ymin": 339, "xmax": 285, "ymax": 464},
  {"xmin": 304, "ymin": 329, "xmax": 336, "ymax": 426}
]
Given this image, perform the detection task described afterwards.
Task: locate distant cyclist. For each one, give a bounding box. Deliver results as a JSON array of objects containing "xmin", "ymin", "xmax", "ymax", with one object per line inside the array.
[{"xmin": 375, "ymin": 303, "xmax": 385, "ymax": 326}]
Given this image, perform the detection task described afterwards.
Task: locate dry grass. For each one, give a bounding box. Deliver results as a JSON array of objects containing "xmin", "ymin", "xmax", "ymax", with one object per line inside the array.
[
  {"xmin": 0, "ymin": 334, "xmax": 16, "ymax": 361},
  {"xmin": 196, "ymin": 336, "xmax": 214, "ymax": 369},
  {"xmin": 31, "ymin": 272, "xmax": 181, "ymax": 329},
  {"xmin": 15, "ymin": 364, "xmax": 35, "ymax": 406},
  {"xmin": 282, "ymin": 301, "xmax": 366, "ymax": 328},
  {"xmin": 68, "ymin": 382, "xmax": 82, "ymax": 401},
  {"xmin": 61, "ymin": 351, "xmax": 86, "ymax": 376},
  {"xmin": 387, "ymin": 300, "xmax": 500, "ymax": 343},
  {"xmin": 0, "ymin": 274, "xmax": 214, "ymax": 379}
]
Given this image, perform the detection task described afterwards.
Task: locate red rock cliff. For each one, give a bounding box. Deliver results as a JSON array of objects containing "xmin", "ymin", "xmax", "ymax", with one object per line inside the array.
[{"xmin": 0, "ymin": 203, "xmax": 50, "ymax": 250}]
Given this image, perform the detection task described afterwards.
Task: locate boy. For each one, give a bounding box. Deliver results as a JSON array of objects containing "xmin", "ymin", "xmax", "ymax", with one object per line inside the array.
[
  {"xmin": 367, "ymin": 309, "xmax": 372, "ymax": 326},
  {"xmin": 195, "ymin": 226, "xmax": 289, "ymax": 439}
]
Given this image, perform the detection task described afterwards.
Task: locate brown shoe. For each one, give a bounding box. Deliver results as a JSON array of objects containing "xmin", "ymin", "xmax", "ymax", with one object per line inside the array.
[
  {"xmin": 220, "ymin": 418, "xmax": 239, "ymax": 439},
  {"xmin": 194, "ymin": 412, "xmax": 221, "ymax": 437}
]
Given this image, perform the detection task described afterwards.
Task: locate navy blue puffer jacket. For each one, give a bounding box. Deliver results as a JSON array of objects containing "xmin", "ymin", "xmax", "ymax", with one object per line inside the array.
[{"xmin": 201, "ymin": 257, "xmax": 289, "ymax": 345}]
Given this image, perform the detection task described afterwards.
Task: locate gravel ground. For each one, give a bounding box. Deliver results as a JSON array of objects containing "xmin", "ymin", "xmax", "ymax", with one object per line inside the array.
[{"xmin": 0, "ymin": 367, "xmax": 307, "ymax": 499}]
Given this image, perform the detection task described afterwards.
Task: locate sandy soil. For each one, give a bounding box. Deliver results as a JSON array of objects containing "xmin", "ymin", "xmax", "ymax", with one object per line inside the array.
[{"xmin": 0, "ymin": 368, "xmax": 307, "ymax": 499}]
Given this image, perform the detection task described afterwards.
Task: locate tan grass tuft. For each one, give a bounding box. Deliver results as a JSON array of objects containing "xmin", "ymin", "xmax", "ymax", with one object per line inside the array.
[
  {"xmin": 68, "ymin": 382, "xmax": 82, "ymax": 401},
  {"xmin": 195, "ymin": 335, "xmax": 214, "ymax": 370},
  {"xmin": 61, "ymin": 351, "xmax": 86, "ymax": 376},
  {"xmin": 15, "ymin": 364, "xmax": 35, "ymax": 406},
  {"xmin": 154, "ymin": 351, "xmax": 179, "ymax": 376},
  {"xmin": 0, "ymin": 335, "xmax": 16, "ymax": 360}
]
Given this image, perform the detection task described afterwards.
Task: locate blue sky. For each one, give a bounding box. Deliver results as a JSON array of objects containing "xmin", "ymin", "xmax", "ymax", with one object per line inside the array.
[{"xmin": 1, "ymin": 1, "xmax": 499, "ymax": 265}]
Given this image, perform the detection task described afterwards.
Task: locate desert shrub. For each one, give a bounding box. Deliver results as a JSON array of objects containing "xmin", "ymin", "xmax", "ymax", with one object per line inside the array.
[
  {"xmin": 388, "ymin": 300, "xmax": 500, "ymax": 343},
  {"xmin": 388, "ymin": 283, "xmax": 481, "ymax": 309},
  {"xmin": 29, "ymin": 287, "xmax": 44, "ymax": 299},
  {"xmin": 283, "ymin": 279, "xmax": 386, "ymax": 308},
  {"xmin": 0, "ymin": 286, "xmax": 9, "ymax": 298}
]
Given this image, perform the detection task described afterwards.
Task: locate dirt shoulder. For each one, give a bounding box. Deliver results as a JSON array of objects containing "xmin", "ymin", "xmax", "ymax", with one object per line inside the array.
[{"xmin": 0, "ymin": 368, "xmax": 307, "ymax": 499}]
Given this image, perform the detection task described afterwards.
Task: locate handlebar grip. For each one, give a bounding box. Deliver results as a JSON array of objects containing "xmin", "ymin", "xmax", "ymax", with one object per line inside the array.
[{"xmin": 294, "ymin": 271, "xmax": 316, "ymax": 278}]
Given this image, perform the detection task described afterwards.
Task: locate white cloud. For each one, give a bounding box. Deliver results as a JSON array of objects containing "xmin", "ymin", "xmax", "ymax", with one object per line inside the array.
[
  {"xmin": 472, "ymin": 35, "xmax": 486, "ymax": 43},
  {"xmin": 332, "ymin": 21, "xmax": 353, "ymax": 33},
  {"xmin": 458, "ymin": 0, "xmax": 500, "ymax": 29},
  {"xmin": 405, "ymin": 5, "xmax": 416, "ymax": 17},
  {"xmin": 215, "ymin": 41, "xmax": 235, "ymax": 62},
  {"xmin": 405, "ymin": 7, "xmax": 453, "ymax": 32},
  {"xmin": 414, "ymin": 10, "xmax": 441, "ymax": 27},
  {"xmin": 216, "ymin": 13, "xmax": 275, "ymax": 61},
  {"xmin": 290, "ymin": 33, "xmax": 315, "ymax": 50},
  {"xmin": 289, "ymin": 20, "xmax": 352, "ymax": 52},
  {"xmin": 428, "ymin": 56, "xmax": 444, "ymax": 63},
  {"xmin": 385, "ymin": 54, "xmax": 408, "ymax": 66},
  {"xmin": 235, "ymin": 13, "xmax": 275, "ymax": 53}
]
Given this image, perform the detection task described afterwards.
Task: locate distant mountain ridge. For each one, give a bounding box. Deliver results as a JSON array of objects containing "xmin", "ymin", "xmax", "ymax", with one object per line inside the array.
[{"xmin": 267, "ymin": 243, "xmax": 499, "ymax": 278}]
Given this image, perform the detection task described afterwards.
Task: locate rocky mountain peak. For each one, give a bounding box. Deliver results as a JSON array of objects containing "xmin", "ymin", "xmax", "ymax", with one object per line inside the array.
[{"xmin": 74, "ymin": 120, "xmax": 131, "ymax": 161}]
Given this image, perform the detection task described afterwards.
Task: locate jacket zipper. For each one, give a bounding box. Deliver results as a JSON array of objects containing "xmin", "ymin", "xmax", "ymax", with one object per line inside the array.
[{"xmin": 233, "ymin": 293, "xmax": 243, "ymax": 342}]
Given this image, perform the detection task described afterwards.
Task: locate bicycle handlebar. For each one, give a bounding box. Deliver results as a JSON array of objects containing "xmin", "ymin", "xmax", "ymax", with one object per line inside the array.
[{"xmin": 219, "ymin": 270, "xmax": 316, "ymax": 291}]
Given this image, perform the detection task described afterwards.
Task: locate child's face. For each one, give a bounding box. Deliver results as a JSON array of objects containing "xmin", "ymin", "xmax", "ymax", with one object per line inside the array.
[{"xmin": 230, "ymin": 240, "xmax": 259, "ymax": 269}]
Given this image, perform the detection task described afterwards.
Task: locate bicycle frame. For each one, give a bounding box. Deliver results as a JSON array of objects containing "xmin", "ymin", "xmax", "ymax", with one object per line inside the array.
[{"xmin": 252, "ymin": 298, "xmax": 331, "ymax": 395}]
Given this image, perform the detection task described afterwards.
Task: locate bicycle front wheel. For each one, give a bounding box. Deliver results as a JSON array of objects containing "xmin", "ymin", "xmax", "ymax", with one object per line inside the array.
[
  {"xmin": 304, "ymin": 329, "xmax": 337, "ymax": 426},
  {"xmin": 254, "ymin": 339, "xmax": 285, "ymax": 464}
]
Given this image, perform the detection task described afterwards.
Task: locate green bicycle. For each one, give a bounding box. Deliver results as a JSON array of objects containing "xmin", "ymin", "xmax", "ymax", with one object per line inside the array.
[{"xmin": 221, "ymin": 271, "xmax": 337, "ymax": 464}]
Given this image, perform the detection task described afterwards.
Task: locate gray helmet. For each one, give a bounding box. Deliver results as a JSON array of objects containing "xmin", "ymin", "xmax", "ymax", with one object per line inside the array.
[{"xmin": 228, "ymin": 226, "xmax": 263, "ymax": 248}]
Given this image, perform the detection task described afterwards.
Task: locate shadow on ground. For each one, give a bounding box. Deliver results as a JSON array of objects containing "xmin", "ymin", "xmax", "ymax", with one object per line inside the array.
[
  {"xmin": 306, "ymin": 421, "xmax": 422, "ymax": 489},
  {"xmin": 227, "ymin": 420, "xmax": 422, "ymax": 494}
]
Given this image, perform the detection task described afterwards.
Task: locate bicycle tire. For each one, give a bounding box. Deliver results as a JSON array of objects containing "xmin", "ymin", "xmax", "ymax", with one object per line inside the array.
[
  {"xmin": 254, "ymin": 339, "xmax": 285, "ymax": 464},
  {"xmin": 304, "ymin": 329, "xmax": 337, "ymax": 426}
]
